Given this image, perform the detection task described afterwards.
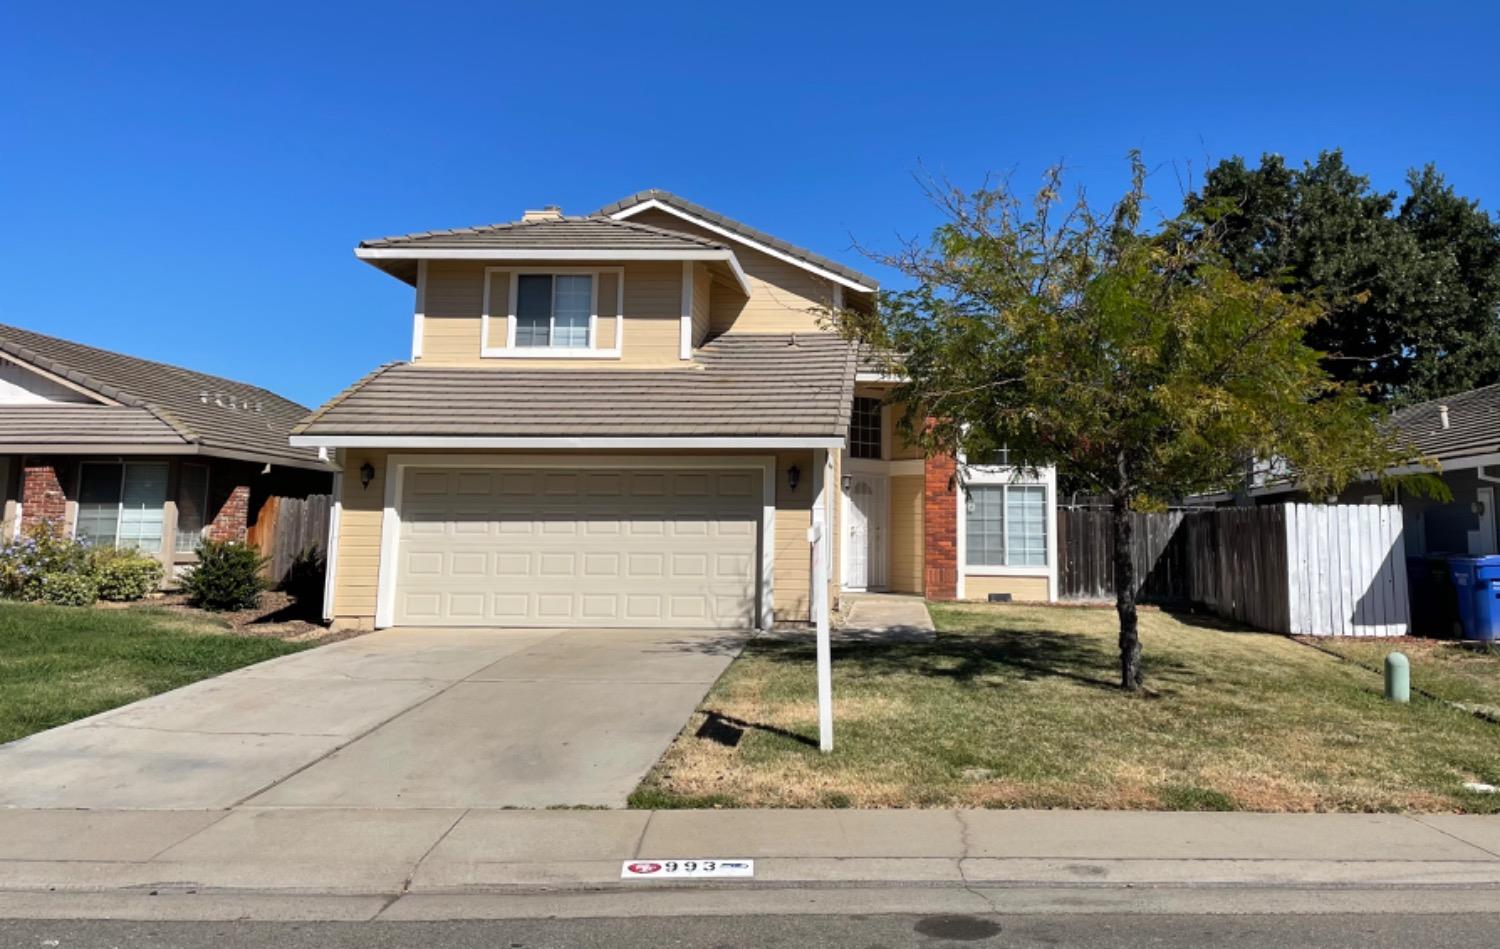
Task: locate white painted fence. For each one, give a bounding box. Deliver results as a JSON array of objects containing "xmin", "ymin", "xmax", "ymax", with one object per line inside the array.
[{"xmin": 1284, "ymin": 503, "xmax": 1410, "ymax": 637}]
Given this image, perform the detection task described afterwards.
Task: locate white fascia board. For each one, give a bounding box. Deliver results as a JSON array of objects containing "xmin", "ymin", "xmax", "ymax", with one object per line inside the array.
[
  {"xmin": 290, "ymin": 434, "xmax": 847, "ymax": 450},
  {"xmin": 608, "ymin": 199, "xmax": 878, "ymax": 294},
  {"xmin": 854, "ymin": 371, "xmax": 906, "ymax": 383}
]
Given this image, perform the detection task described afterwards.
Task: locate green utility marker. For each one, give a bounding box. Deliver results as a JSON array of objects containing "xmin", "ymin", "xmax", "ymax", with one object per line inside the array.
[{"xmin": 1385, "ymin": 651, "xmax": 1410, "ymax": 703}]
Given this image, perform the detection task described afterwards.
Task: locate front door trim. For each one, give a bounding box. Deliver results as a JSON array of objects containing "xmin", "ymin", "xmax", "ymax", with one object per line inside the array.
[{"xmin": 376, "ymin": 453, "xmax": 776, "ymax": 630}]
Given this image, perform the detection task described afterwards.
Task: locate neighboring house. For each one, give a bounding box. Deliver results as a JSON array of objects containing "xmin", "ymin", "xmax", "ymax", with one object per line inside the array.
[
  {"xmin": 1236, "ymin": 383, "xmax": 1500, "ymax": 557},
  {"xmin": 294, "ymin": 192, "xmax": 1058, "ymax": 631},
  {"xmin": 0, "ymin": 323, "xmax": 333, "ymax": 581}
]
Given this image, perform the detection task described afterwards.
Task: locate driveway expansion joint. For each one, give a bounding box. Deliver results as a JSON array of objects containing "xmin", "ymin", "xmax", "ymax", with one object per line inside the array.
[{"xmin": 1408, "ymin": 815, "xmax": 1500, "ymax": 861}]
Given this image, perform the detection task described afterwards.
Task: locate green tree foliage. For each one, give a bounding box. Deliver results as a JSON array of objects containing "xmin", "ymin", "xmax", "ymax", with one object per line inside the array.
[
  {"xmin": 1185, "ymin": 151, "xmax": 1500, "ymax": 404},
  {"xmin": 829, "ymin": 156, "xmax": 1430, "ymax": 690}
]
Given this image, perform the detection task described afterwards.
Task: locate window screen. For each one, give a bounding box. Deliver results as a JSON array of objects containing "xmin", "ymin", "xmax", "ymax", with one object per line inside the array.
[
  {"xmin": 75, "ymin": 462, "xmax": 168, "ymax": 551},
  {"xmin": 850, "ymin": 397, "xmax": 882, "ymax": 459},
  {"xmin": 513, "ymin": 273, "xmax": 593, "ymax": 348},
  {"xmin": 514, "ymin": 274, "xmax": 553, "ymax": 347}
]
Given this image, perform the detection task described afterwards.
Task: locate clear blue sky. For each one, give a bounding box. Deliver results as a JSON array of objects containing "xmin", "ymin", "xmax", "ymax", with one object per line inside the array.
[{"xmin": 4, "ymin": 1, "xmax": 1496, "ymax": 408}]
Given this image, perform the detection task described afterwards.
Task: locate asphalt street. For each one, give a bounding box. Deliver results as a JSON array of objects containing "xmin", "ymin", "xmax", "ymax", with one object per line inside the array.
[{"xmin": 1, "ymin": 913, "xmax": 1496, "ymax": 948}]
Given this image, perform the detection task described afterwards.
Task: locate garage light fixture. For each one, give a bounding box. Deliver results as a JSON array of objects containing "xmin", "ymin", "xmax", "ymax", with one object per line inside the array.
[
  {"xmin": 359, "ymin": 461, "xmax": 375, "ymax": 489},
  {"xmin": 841, "ymin": 474, "xmax": 852, "ymax": 491},
  {"xmin": 787, "ymin": 465, "xmax": 801, "ymax": 491}
]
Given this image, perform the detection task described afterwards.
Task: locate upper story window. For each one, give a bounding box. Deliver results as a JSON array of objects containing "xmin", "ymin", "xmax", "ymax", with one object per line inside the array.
[
  {"xmin": 850, "ymin": 397, "xmax": 882, "ymax": 459},
  {"xmin": 514, "ymin": 274, "xmax": 593, "ymax": 348}
]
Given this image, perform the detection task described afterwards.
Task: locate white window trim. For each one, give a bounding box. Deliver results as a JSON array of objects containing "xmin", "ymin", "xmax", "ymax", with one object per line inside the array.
[
  {"xmin": 480, "ymin": 266, "xmax": 624, "ymax": 359},
  {"xmin": 955, "ymin": 462, "xmax": 1058, "ymax": 601},
  {"xmin": 373, "ymin": 454, "xmax": 777, "ymax": 631},
  {"xmin": 411, "ymin": 260, "xmax": 427, "ymax": 361},
  {"xmin": 679, "ymin": 261, "xmax": 693, "ymax": 360}
]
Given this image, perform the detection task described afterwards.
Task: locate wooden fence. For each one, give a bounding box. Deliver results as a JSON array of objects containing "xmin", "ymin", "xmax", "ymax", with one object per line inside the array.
[
  {"xmin": 1057, "ymin": 503, "xmax": 1410, "ymax": 636},
  {"xmin": 247, "ymin": 494, "xmax": 331, "ymax": 585}
]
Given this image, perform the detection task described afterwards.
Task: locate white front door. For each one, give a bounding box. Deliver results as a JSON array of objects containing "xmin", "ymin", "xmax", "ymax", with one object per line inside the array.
[{"xmin": 842, "ymin": 474, "xmax": 887, "ymax": 591}]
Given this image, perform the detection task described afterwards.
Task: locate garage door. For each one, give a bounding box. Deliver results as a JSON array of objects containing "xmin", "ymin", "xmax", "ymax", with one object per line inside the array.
[{"xmin": 393, "ymin": 467, "xmax": 761, "ymax": 628}]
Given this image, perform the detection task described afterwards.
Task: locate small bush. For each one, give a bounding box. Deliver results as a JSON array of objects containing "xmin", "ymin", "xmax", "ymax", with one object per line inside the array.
[
  {"xmin": 0, "ymin": 522, "xmax": 92, "ymax": 601},
  {"xmin": 281, "ymin": 546, "xmax": 326, "ymax": 607},
  {"xmin": 92, "ymin": 549, "xmax": 165, "ymax": 602},
  {"xmin": 39, "ymin": 571, "xmax": 98, "ymax": 607},
  {"xmin": 182, "ymin": 539, "xmax": 268, "ymax": 611}
]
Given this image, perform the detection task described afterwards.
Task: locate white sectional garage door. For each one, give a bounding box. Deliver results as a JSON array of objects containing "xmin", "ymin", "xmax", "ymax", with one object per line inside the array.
[{"xmin": 393, "ymin": 466, "xmax": 761, "ymax": 628}]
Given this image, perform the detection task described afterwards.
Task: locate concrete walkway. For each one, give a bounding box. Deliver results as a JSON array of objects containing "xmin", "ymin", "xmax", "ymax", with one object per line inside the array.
[
  {"xmin": 2, "ymin": 807, "xmax": 1500, "ymax": 921},
  {"xmin": 0, "ymin": 627, "xmax": 745, "ymax": 810},
  {"xmin": 836, "ymin": 593, "xmax": 935, "ymax": 642}
]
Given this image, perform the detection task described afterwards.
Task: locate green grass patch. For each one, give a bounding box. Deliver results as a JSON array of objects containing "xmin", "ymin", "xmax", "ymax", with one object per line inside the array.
[
  {"xmin": 633, "ymin": 604, "xmax": 1500, "ymax": 812},
  {"xmin": 1310, "ymin": 637, "xmax": 1500, "ymax": 712},
  {"xmin": 0, "ymin": 601, "xmax": 311, "ymax": 743}
]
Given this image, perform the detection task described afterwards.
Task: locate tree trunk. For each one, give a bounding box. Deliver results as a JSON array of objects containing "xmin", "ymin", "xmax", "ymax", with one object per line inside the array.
[{"xmin": 1112, "ymin": 494, "xmax": 1143, "ymax": 691}]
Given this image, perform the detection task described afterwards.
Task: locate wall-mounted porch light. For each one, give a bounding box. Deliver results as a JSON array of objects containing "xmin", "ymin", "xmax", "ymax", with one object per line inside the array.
[
  {"xmin": 787, "ymin": 465, "xmax": 801, "ymax": 492},
  {"xmin": 359, "ymin": 461, "xmax": 376, "ymax": 489},
  {"xmin": 841, "ymin": 474, "xmax": 852, "ymax": 491}
]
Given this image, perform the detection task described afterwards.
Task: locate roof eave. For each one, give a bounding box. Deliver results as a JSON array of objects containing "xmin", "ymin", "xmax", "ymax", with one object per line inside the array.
[
  {"xmin": 352, "ymin": 246, "xmax": 754, "ymax": 297},
  {"xmin": 605, "ymin": 197, "xmax": 879, "ymax": 294}
]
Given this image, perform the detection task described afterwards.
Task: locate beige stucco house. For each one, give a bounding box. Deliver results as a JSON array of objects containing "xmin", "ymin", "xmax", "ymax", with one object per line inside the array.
[{"xmin": 295, "ymin": 191, "xmax": 1057, "ymax": 631}]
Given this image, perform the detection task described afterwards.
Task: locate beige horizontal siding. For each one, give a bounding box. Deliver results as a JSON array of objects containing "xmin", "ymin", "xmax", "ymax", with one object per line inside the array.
[
  {"xmin": 415, "ymin": 261, "xmax": 679, "ymax": 367},
  {"xmin": 964, "ymin": 574, "xmax": 1049, "ymax": 602},
  {"xmin": 888, "ymin": 474, "xmax": 924, "ymax": 594},
  {"xmin": 627, "ymin": 209, "xmax": 837, "ymax": 335}
]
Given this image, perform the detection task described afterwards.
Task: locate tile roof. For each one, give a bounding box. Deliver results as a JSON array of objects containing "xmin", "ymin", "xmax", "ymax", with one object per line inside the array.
[
  {"xmin": 0, "ymin": 323, "xmax": 328, "ymax": 469},
  {"xmin": 1388, "ymin": 383, "xmax": 1500, "ymax": 462},
  {"xmin": 596, "ymin": 189, "xmax": 880, "ymax": 290},
  {"xmin": 358, "ymin": 216, "xmax": 728, "ymax": 252},
  {"xmin": 0, "ymin": 405, "xmax": 188, "ymax": 449},
  {"xmin": 296, "ymin": 333, "xmax": 856, "ymax": 440}
]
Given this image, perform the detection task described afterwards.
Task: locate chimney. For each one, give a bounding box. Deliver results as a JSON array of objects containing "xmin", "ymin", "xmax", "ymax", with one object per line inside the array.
[
  {"xmin": 1439, "ymin": 404, "xmax": 1450, "ymax": 430},
  {"xmin": 521, "ymin": 206, "xmax": 564, "ymax": 222}
]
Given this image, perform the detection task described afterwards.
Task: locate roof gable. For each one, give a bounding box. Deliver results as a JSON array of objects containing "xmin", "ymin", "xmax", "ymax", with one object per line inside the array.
[{"xmin": 596, "ymin": 189, "xmax": 879, "ymax": 293}]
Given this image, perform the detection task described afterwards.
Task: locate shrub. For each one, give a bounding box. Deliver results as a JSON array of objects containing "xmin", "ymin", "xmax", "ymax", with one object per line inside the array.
[
  {"xmin": 92, "ymin": 549, "xmax": 165, "ymax": 602},
  {"xmin": 0, "ymin": 522, "xmax": 92, "ymax": 601},
  {"xmin": 39, "ymin": 571, "xmax": 98, "ymax": 607},
  {"xmin": 281, "ymin": 546, "xmax": 326, "ymax": 608},
  {"xmin": 182, "ymin": 539, "xmax": 267, "ymax": 611}
]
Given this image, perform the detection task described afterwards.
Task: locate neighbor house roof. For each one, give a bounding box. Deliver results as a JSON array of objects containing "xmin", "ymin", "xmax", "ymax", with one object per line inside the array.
[
  {"xmin": 597, "ymin": 189, "xmax": 880, "ymax": 292},
  {"xmin": 292, "ymin": 333, "xmax": 856, "ymax": 446},
  {"xmin": 1388, "ymin": 383, "xmax": 1500, "ymax": 463},
  {"xmin": 0, "ymin": 323, "xmax": 328, "ymax": 469}
]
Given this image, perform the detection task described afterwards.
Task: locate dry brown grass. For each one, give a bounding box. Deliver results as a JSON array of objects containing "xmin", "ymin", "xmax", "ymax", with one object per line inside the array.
[{"xmin": 631, "ymin": 604, "xmax": 1500, "ymax": 812}]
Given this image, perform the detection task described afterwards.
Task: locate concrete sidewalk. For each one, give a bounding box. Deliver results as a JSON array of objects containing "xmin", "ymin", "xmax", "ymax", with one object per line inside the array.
[{"xmin": 3, "ymin": 807, "xmax": 1500, "ymax": 921}]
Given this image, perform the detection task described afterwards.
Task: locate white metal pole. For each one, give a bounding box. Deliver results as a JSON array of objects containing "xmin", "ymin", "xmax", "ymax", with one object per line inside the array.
[{"xmin": 811, "ymin": 448, "xmax": 833, "ymax": 752}]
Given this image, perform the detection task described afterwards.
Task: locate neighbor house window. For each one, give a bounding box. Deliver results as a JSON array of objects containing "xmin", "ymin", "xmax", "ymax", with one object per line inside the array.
[
  {"xmin": 175, "ymin": 463, "xmax": 210, "ymax": 551},
  {"xmin": 851, "ymin": 396, "xmax": 882, "ymax": 459},
  {"xmin": 75, "ymin": 462, "xmax": 168, "ymax": 551},
  {"xmin": 514, "ymin": 273, "xmax": 592, "ymax": 348},
  {"xmin": 966, "ymin": 484, "xmax": 1047, "ymax": 567}
]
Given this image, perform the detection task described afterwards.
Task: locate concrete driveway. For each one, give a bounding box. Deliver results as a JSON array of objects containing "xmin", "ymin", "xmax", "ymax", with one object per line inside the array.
[{"xmin": 0, "ymin": 627, "xmax": 746, "ymax": 810}]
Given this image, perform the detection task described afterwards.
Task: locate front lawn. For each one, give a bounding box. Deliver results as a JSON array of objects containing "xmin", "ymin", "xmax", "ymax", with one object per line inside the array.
[
  {"xmin": 1311, "ymin": 636, "xmax": 1500, "ymax": 714},
  {"xmin": 0, "ymin": 601, "xmax": 312, "ymax": 744},
  {"xmin": 632, "ymin": 603, "xmax": 1500, "ymax": 812}
]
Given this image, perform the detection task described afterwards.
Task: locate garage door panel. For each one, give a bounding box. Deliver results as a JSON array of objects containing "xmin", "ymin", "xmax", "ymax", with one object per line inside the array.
[{"xmin": 394, "ymin": 466, "xmax": 759, "ymax": 628}]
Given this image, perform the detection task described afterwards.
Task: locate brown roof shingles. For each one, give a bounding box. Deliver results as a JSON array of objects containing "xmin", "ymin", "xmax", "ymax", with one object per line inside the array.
[
  {"xmin": 296, "ymin": 333, "xmax": 856, "ymax": 441},
  {"xmin": 359, "ymin": 216, "xmax": 728, "ymax": 252},
  {"xmin": 0, "ymin": 323, "xmax": 327, "ymax": 468},
  {"xmin": 1389, "ymin": 383, "xmax": 1500, "ymax": 462}
]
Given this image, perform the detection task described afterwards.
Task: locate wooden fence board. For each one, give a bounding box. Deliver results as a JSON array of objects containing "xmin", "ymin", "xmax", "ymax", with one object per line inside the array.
[{"xmin": 249, "ymin": 493, "xmax": 332, "ymax": 585}]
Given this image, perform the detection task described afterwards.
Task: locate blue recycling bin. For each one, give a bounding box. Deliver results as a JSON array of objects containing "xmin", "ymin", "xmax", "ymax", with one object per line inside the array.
[{"xmin": 1448, "ymin": 556, "xmax": 1500, "ymax": 643}]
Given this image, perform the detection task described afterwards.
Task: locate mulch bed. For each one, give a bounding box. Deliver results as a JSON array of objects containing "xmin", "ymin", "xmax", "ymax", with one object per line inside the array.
[{"xmin": 99, "ymin": 590, "xmax": 363, "ymax": 644}]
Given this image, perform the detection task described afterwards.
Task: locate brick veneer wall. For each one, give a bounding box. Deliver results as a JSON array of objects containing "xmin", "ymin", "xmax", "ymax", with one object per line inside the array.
[
  {"xmin": 19, "ymin": 463, "xmax": 67, "ymax": 534},
  {"xmin": 207, "ymin": 483, "xmax": 250, "ymax": 542},
  {"xmin": 924, "ymin": 453, "xmax": 958, "ymax": 600}
]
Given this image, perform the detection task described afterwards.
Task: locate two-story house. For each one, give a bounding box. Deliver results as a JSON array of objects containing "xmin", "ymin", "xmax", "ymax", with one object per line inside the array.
[{"xmin": 293, "ymin": 191, "xmax": 1057, "ymax": 631}]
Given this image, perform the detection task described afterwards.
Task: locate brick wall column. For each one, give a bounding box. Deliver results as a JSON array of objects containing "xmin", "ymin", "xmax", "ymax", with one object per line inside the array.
[
  {"xmin": 924, "ymin": 452, "xmax": 958, "ymax": 600},
  {"xmin": 19, "ymin": 462, "xmax": 67, "ymax": 535},
  {"xmin": 207, "ymin": 484, "xmax": 251, "ymax": 542}
]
